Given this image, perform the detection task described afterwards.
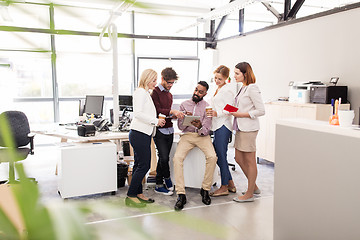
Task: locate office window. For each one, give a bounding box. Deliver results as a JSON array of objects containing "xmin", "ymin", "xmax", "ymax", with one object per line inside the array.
[
  {"xmin": 0, "ymin": 63, "xmax": 16, "ymax": 114},
  {"xmin": 55, "ymin": 34, "xmax": 132, "ymax": 54},
  {"xmin": 137, "ymin": 57, "xmax": 199, "ymax": 97},
  {"xmin": 53, "ymin": 5, "xmax": 132, "ymax": 34},
  {"xmin": 59, "ymin": 99, "xmax": 114, "ymax": 123},
  {"xmin": 134, "ymin": 13, "xmax": 199, "ymax": 37},
  {"xmin": 12, "ymin": 101, "xmax": 54, "ymax": 124},
  {"xmin": 0, "ymin": 51, "xmax": 53, "ymax": 98},
  {"xmin": 216, "ymin": 5, "xmax": 276, "ymax": 39},
  {"xmin": 57, "ymin": 52, "xmax": 112, "ymax": 97},
  {"xmin": 56, "ymin": 35, "xmax": 133, "ymax": 97},
  {"xmin": 135, "ymin": 38, "xmax": 198, "ymax": 57},
  {"xmin": 59, "ymin": 100, "xmax": 80, "ymax": 123},
  {"xmin": 0, "ymin": 31, "xmax": 50, "ymax": 51},
  {"xmin": 0, "ymin": 3, "xmax": 49, "ymax": 29}
]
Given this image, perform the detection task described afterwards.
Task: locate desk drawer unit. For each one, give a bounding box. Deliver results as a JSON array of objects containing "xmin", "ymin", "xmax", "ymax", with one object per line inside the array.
[{"xmin": 58, "ymin": 141, "xmax": 117, "ymax": 198}]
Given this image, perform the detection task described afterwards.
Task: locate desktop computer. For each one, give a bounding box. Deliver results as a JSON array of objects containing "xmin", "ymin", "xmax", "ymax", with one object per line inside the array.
[
  {"xmin": 79, "ymin": 99, "xmax": 86, "ymax": 116},
  {"xmin": 83, "ymin": 95, "xmax": 104, "ymax": 118},
  {"xmin": 109, "ymin": 95, "xmax": 133, "ymax": 131},
  {"xmin": 119, "ymin": 95, "xmax": 133, "ymax": 111}
]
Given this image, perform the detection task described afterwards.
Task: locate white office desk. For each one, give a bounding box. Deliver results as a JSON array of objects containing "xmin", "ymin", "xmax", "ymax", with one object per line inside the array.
[
  {"xmin": 32, "ymin": 124, "xmax": 130, "ymax": 153},
  {"xmin": 32, "ymin": 125, "xmax": 129, "ymax": 198},
  {"xmin": 32, "ymin": 124, "xmax": 129, "ymax": 142}
]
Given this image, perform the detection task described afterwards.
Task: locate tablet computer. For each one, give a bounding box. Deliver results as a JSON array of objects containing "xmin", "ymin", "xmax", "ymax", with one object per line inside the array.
[{"xmin": 182, "ymin": 115, "xmax": 200, "ymax": 126}]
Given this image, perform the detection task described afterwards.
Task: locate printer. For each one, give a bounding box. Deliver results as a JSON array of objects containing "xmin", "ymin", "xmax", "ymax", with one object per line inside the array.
[
  {"xmin": 289, "ymin": 82, "xmax": 323, "ymax": 103},
  {"xmin": 310, "ymin": 85, "xmax": 348, "ymax": 104}
]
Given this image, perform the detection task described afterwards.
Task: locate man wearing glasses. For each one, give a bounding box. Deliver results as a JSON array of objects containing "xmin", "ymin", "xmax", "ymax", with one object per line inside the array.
[
  {"xmin": 173, "ymin": 81, "xmax": 217, "ymax": 211},
  {"xmin": 151, "ymin": 67, "xmax": 185, "ymax": 196}
]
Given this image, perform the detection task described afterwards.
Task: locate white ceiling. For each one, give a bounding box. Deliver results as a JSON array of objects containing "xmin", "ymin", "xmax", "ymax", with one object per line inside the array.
[
  {"xmin": 38, "ymin": 0, "xmax": 358, "ymax": 12},
  {"xmin": 7, "ymin": 0, "xmax": 360, "ymax": 26}
]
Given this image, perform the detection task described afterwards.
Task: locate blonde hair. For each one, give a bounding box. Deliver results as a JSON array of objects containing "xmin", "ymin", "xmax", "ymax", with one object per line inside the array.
[
  {"xmin": 213, "ymin": 65, "xmax": 230, "ymax": 79},
  {"xmin": 138, "ymin": 69, "xmax": 158, "ymax": 90}
]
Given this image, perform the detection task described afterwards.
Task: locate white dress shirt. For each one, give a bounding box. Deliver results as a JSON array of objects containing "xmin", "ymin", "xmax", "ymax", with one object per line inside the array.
[
  {"xmin": 130, "ymin": 87, "xmax": 158, "ymax": 136},
  {"xmin": 210, "ymin": 83, "xmax": 236, "ymax": 132}
]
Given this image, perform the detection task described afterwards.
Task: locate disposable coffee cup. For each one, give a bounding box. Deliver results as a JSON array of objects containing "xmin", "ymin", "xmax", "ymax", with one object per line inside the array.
[
  {"xmin": 206, "ymin": 106, "xmax": 212, "ymax": 117},
  {"xmin": 158, "ymin": 113, "xmax": 166, "ymax": 120},
  {"xmin": 338, "ymin": 110, "xmax": 354, "ymax": 127}
]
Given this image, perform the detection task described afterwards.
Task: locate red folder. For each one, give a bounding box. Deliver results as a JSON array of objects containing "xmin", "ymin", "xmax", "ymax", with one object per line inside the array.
[{"xmin": 224, "ymin": 104, "xmax": 238, "ymax": 112}]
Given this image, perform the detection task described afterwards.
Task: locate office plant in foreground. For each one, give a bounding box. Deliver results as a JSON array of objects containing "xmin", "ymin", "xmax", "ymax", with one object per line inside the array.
[
  {"xmin": 0, "ymin": 115, "xmax": 229, "ymax": 240},
  {"xmin": 0, "ymin": 114, "xmax": 95, "ymax": 239}
]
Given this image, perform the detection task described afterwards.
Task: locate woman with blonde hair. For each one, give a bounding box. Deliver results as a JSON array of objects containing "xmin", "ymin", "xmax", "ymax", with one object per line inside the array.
[
  {"xmin": 208, "ymin": 65, "xmax": 237, "ymax": 197},
  {"xmin": 126, "ymin": 69, "xmax": 166, "ymax": 208},
  {"xmin": 231, "ymin": 62, "xmax": 265, "ymax": 202}
]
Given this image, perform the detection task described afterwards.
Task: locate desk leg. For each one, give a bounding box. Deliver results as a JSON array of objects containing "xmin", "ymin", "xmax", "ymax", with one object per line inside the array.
[{"xmin": 114, "ymin": 139, "xmax": 122, "ymax": 160}]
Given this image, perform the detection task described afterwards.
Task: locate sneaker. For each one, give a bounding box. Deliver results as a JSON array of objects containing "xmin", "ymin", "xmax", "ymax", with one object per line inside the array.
[
  {"xmin": 155, "ymin": 186, "xmax": 173, "ymax": 196},
  {"xmin": 164, "ymin": 178, "xmax": 174, "ymax": 191}
]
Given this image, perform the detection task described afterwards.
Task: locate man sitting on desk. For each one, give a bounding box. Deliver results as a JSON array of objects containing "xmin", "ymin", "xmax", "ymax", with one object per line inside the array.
[{"xmin": 173, "ymin": 81, "xmax": 217, "ymax": 211}]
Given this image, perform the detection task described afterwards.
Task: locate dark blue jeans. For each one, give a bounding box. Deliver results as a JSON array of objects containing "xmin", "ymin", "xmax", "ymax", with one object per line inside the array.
[
  {"xmin": 213, "ymin": 125, "xmax": 233, "ymax": 186},
  {"xmin": 127, "ymin": 129, "xmax": 151, "ymax": 197},
  {"xmin": 153, "ymin": 129, "xmax": 174, "ymax": 185}
]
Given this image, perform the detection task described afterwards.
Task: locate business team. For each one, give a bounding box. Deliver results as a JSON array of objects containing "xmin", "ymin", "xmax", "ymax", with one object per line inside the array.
[{"xmin": 127, "ymin": 62, "xmax": 265, "ymax": 210}]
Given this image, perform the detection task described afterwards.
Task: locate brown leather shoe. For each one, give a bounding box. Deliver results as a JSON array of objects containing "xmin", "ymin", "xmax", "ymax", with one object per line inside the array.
[{"xmin": 210, "ymin": 190, "xmax": 229, "ymax": 197}]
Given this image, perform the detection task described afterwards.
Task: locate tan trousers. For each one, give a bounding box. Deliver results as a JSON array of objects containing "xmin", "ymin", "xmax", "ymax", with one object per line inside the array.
[{"xmin": 173, "ymin": 132, "xmax": 217, "ymax": 194}]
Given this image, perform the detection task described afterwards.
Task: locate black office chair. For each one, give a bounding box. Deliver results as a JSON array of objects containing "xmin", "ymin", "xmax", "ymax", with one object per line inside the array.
[
  {"xmin": 210, "ymin": 130, "xmax": 235, "ymax": 171},
  {"xmin": 0, "ymin": 111, "xmax": 35, "ymax": 184},
  {"xmin": 227, "ymin": 134, "xmax": 236, "ymax": 171}
]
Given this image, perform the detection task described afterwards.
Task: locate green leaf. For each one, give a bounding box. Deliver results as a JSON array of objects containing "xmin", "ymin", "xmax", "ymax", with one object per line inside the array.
[
  {"xmin": 12, "ymin": 164, "xmax": 57, "ymax": 240},
  {"xmin": 0, "ymin": 206, "xmax": 20, "ymax": 240}
]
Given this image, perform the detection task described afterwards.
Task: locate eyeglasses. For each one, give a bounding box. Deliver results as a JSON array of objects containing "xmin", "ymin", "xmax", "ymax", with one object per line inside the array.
[{"xmin": 166, "ymin": 81, "xmax": 176, "ymax": 85}]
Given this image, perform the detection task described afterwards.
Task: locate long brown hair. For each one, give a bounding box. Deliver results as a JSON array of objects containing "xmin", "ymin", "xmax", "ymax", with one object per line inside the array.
[{"xmin": 235, "ymin": 62, "xmax": 256, "ymax": 85}]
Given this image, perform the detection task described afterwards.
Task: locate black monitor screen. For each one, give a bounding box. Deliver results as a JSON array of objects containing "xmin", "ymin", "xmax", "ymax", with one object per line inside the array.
[
  {"xmin": 119, "ymin": 95, "xmax": 132, "ymax": 106},
  {"xmin": 119, "ymin": 95, "xmax": 133, "ymax": 111},
  {"xmin": 84, "ymin": 95, "xmax": 104, "ymax": 117}
]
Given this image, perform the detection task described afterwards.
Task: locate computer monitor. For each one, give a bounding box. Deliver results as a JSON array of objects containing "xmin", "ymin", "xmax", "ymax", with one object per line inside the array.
[
  {"xmin": 79, "ymin": 99, "xmax": 86, "ymax": 116},
  {"xmin": 119, "ymin": 95, "xmax": 133, "ymax": 111},
  {"xmin": 84, "ymin": 95, "xmax": 104, "ymax": 118}
]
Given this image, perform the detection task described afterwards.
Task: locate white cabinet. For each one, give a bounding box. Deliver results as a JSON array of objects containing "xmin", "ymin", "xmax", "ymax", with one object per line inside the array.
[
  {"xmin": 257, "ymin": 101, "xmax": 350, "ymax": 162},
  {"xmin": 58, "ymin": 141, "xmax": 117, "ymax": 198},
  {"xmin": 274, "ymin": 119, "xmax": 360, "ymax": 240}
]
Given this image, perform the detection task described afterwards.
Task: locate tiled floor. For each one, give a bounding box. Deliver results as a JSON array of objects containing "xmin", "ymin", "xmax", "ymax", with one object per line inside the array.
[
  {"xmin": 0, "ymin": 138, "xmax": 275, "ymax": 240},
  {"xmin": 89, "ymin": 196, "xmax": 274, "ymax": 240}
]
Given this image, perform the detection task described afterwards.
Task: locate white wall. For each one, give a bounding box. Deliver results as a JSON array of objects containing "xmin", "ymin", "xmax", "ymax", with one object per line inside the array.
[{"xmin": 217, "ymin": 7, "xmax": 360, "ymax": 124}]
